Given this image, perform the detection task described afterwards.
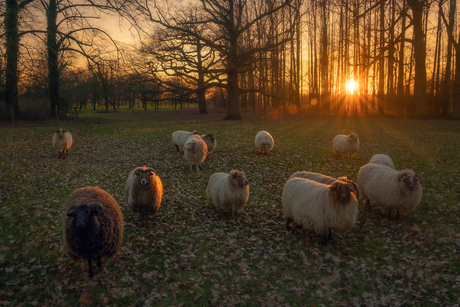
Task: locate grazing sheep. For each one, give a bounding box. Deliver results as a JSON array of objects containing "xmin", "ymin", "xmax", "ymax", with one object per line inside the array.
[
  {"xmin": 333, "ymin": 133, "xmax": 359, "ymax": 155},
  {"xmin": 200, "ymin": 134, "xmax": 217, "ymax": 156},
  {"xmin": 357, "ymin": 163, "xmax": 422, "ymax": 220},
  {"xmin": 206, "ymin": 170, "xmax": 249, "ymax": 215},
  {"xmin": 288, "ymin": 171, "xmax": 359, "ymax": 198},
  {"xmin": 282, "ymin": 177, "xmax": 358, "ymax": 246},
  {"xmin": 172, "ymin": 130, "xmax": 199, "ymax": 152},
  {"xmin": 184, "ymin": 134, "xmax": 208, "ymax": 171},
  {"xmin": 53, "ymin": 128, "xmax": 73, "ymax": 159},
  {"xmin": 369, "ymin": 154, "xmax": 395, "ymax": 169},
  {"xmin": 64, "ymin": 186, "xmax": 123, "ymax": 277},
  {"xmin": 255, "ymin": 131, "xmax": 274, "ymax": 153},
  {"xmin": 124, "ymin": 166, "xmax": 163, "ymax": 220}
]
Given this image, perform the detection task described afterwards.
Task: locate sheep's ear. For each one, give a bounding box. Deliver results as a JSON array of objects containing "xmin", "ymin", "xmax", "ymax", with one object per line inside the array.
[
  {"xmin": 229, "ymin": 170, "xmax": 238, "ymax": 178},
  {"xmin": 414, "ymin": 174, "xmax": 421, "ymax": 182},
  {"xmin": 346, "ymin": 182, "xmax": 358, "ymax": 195},
  {"xmin": 329, "ymin": 181, "xmax": 340, "ymax": 190},
  {"xmin": 66, "ymin": 204, "xmax": 79, "ymax": 217},
  {"xmin": 147, "ymin": 168, "xmax": 156, "ymax": 175},
  {"xmin": 134, "ymin": 169, "xmax": 140, "ymax": 176},
  {"xmin": 88, "ymin": 202, "xmax": 103, "ymax": 215},
  {"xmin": 55, "ymin": 129, "xmax": 60, "ymax": 133},
  {"xmin": 398, "ymin": 173, "xmax": 407, "ymax": 181},
  {"xmin": 62, "ymin": 129, "xmax": 67, "ymax": 133}
]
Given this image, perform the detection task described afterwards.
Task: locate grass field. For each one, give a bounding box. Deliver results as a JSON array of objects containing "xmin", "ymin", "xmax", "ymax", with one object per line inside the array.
[{"xmin": 1, "ymin": 107, "xmax": 459, "ymax": 306}]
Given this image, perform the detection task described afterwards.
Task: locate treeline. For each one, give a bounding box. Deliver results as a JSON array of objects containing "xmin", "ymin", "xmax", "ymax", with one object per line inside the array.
[{"xmin": 1, "ymin": 0, "xmax": 459, "ymax": 120}]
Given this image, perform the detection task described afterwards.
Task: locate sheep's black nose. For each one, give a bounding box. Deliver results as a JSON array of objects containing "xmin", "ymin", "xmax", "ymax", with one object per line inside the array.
[
  {"xmin": 140, "ymin": 179, "xmax": 147, "ymax": 186},
  {"xmin": 76, "ymin": 221, "xmax": 85, "ymax": 228},
  {"xmin": 340, "ymin": 195, "xmax": 348, "ymax": 202}
]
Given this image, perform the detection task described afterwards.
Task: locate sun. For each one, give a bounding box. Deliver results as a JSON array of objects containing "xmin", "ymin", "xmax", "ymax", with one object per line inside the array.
[{"xmin": 346, "ymin": 80, "xmax": 357, "ymax": 94}]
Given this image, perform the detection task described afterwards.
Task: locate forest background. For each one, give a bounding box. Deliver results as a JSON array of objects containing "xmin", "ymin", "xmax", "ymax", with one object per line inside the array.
[{"xmin": 1, "ymin": 0, "xmax": 460, "ymax": 121}]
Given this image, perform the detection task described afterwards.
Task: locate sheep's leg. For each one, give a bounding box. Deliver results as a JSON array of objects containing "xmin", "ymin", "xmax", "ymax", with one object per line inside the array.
[
  {"xmin": 175, "ymin": 145, "xmax": 179, "ymax": 152},
  {"xmin": 97, "ymin": 258, "xmax": 102, "ymax": 268},
  {"xmin": 88, "ymin": 259, "xmax": 95, "ymax": 278},
  {"xmin": 396, "ymin": 210, "xmax": 400, "ymax": 220},
  {"xmin": 328, "ymin": 228, "xmax": 332, "ymax": 240},
  {"xmin": 66, "ymin": 149, "xmax": 69, "ymax": 156},
  {"xmin": 322, "ymin": 234, "xmax": 328, "ymax": 246},
  {"xmin": 189, "ymin": 163, "xmax": 193, "ymax": 171},
  {"xmin": 196, "ymin": 164, "xmax": 200, "ymax": 172},
  {"xmin": 388, "ymin": 210, "xmax": 391, "ymax": 221},
  {"xmin": 286, "ymin": 218, "xmax": 293, "ymax": 231},
  {"xmin": 365, "ymin": 198, "xmax": 370, "ymax": 211}
]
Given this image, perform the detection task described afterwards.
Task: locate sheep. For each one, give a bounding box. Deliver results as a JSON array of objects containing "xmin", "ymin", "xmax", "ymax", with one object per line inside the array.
[
  {"xmin": 53, "ymin": 128, "xmax": 73, "ymax": 159},
  {"xmin": 255, "ymin": 131, "xmax": 274, "ymax": 153},
  {"xmin": 288, "ymin": 171, "xmax": 359, "ymax": 198},
  {"xmin": 63, "ymin": 186, "xmax": 123, "ymax": 277},
  {"xmin": 369, "ymin": 154, "xmax": 395, "ymax": 169},
  {"xmin": 184, "ymin": 134, "xmax": 208, "ymax": 171},
  {"xmin": 333, "ymin": 133, "xmax": 359, "ymax": 155},
  {"xmin": 357, "ymin": 163, "xmax": 422, "ymax": 220},
  {"xmin": 282, "ymin": 177, "xmax": 358, "ymax": 246},
  {"xmin": 124, "ymin": 166, "xmax": 163, "ymax": 220},
  {"xmin": 200, "ymin": 134, "xmax": 217, "ymax": 156},
  {"xmin": 206, "ymin": 170, "xmax": 249, "ymax": 216},
  {"xmin": 172, "ymin": 130, "xmax": 199, "ymax": 152}
]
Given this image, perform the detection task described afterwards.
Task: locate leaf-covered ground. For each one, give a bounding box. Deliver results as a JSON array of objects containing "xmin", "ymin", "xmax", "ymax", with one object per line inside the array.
[{"xmin": 1, "ymin": 107, "xmax": 459, "ymax": 306}]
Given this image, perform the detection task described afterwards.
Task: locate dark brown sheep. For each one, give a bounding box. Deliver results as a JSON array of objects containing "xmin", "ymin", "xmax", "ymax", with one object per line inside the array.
[
  {"xmin": 124, "ymin": 166, "xmax": 163, "ymax": 220},
  {"xmin": 64, "ymin": 186, "xmax": 123, "ymax": 277}
]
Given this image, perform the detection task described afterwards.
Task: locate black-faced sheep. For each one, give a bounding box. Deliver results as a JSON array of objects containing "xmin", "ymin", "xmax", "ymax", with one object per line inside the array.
[
  {"xmin": 184, "ymin": 134, "xmax": 208, "ymax": 171},
  {"xmin": 124, "ymin": 166, "xmax": 163, "ymax": 220},
  {"xmin": 200, "ymin": 134, "xmax": 217, "ymax": 156},
  {"xmin": 369, "ymin": 154, "xmax": 395, "ymax": 169},
  {"xmin": 255, "ymin": 131, "xmax": 274, "ymax": 153},
  {"xmin": 357, "ymin": 163, "xmax": 422, "ymax": 220},
  {"xmin": 206, "ymin": 170, "xmax": 249, "ymax": 216},
  {"xmin": 288, "ymin": 171, "xmax": 359, "ymax": 198},
  {"xmin": 53, "ymin": 128, "xmax": 73, "ymax": 159},
  {"xmin": 282, "ymin": 178, "xmax": 358, "ymax": 246},
  {"xmin": 333, "ymin": 133, "xmax": 359, "ymax": 155},
  {"xmin": 172, "ymin": 130, "xmax": 199, "ymax": 152},
  {"xmin": 64, "ymin": 186, "xmax": 123, "ymax": 277}
]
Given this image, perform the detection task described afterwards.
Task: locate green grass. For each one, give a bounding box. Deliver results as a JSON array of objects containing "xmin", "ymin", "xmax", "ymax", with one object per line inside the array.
[{"xmin": 1, "ymin": 106, "xmax": 460, "ymax": 306}]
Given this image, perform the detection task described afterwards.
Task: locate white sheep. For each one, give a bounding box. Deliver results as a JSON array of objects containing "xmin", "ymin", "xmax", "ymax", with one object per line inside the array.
[
  {"xmin": 357, "ymin": 163, "xmax": 422, "ymax": 220},
  {"xmin": 255, "ymin": 131, "xmax": 274, "ymax": 153},
  {"xmin": 282, "ymin": 177, "xmax": 358, "ymax": 245},
  {"xmin": 288, "ymin": 171, "xmax": 359, "ymax": 198},
  {"xmin": 200, "ymin": 134, "xmax": 217, "ymax": 156},
  {"xmin": 52, "ymin": 128, "xmax": 73, "ymax": 159},
  {"xmin": 206, "ymin": 170, "xmax": 249, "ymax": 215},
  {"xmin": 333, "ymin": 133, "xmax": 359, "ymax": 155},
  {"xmin": 369, "ymin": 154, "xmax": 395, "ymax": 169},
  {"xmin": 184, "ymin": 134, "xmax": 208, "ymax": 171},
  {"xmin": 124, "ymin": 166, "xmax": 163, "ymax": 220},
  {"xmin": 172, "ymin": 130, "xmax": 199, "ymax": 152}
]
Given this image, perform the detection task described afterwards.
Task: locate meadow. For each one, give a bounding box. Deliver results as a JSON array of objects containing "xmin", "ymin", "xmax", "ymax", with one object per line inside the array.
[{"xmin": 0, "ymin": 107, "xmax": 459, "ymax": 306}]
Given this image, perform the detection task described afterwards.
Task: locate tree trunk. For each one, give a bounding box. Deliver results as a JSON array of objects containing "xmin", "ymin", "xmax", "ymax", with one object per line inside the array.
[
  {"xmin": 196, "ymin": 39, "xmax": 208, "ymax": 114},
  {"xmin": 377, "ymin": 0, "xmax": 385, "ymax": 115},
  {"xmin": 47, "ymin": 0, "xmax": 60, "ymax": 118},
  {"xmin": 408, "ymin": 0, "xmax": 428, "ymax": 118},
  {"xmin": 397, "ymin": 0, "xmax": 407, "ymax": 116},
  {"xmin": 5, "ymin": 0, "xmax": 20, "ymax": 120}
]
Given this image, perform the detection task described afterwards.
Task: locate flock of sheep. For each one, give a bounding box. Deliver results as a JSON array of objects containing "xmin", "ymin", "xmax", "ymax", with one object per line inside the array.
[{"xmin": 53, "ymin": 128, "xmax": 422, "ymax": 277}]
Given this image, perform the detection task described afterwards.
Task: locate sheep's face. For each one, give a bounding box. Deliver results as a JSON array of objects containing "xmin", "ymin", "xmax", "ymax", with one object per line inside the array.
[
  {"xmin": 330, "ymin": 181, "xmax": 356, "ymax": 203},
  {"xmin": 261, "ymin": 142, "xmax": 271, "ymax": 152},
  {"xmin": 230, "ymin": 170, "xmax": 249, "ymax": 186},
  {"xmin": 184, "ymin": 141, "xmax": 196, "ymax": 152},
  {"xmin": 55, "ymin": 129, "xmax": 67, "ymax": 139},
  {"xmin": 348, "ymin": 133, "xmax": 358, "ymax": 141},
  {"xmin": 134, "ymin": 167, "xmax": 156, "ymax": 187},
  {"xmin": 192, "ymin": 130, "xmax": 199, "ymax": 135},
  {"xmin": 66, "ymin": 202, "xmax": 102, "ymax": 230},
  {"xmin": 398, "ymin": 172, "xmax": 421, "ymax": 191},
  {"xmin": 203, "ymin": 134, "xmax": 215, "ymax": 142}
]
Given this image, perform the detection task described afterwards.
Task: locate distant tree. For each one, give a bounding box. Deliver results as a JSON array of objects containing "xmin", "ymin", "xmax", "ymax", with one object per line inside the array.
[
  {"xmin": 118, "ymin": 0, "xmax": 293, "ymax": 120},
  {"xmin": 3, "ymin": 0, "xmax": 36, "ymax": 120}
]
